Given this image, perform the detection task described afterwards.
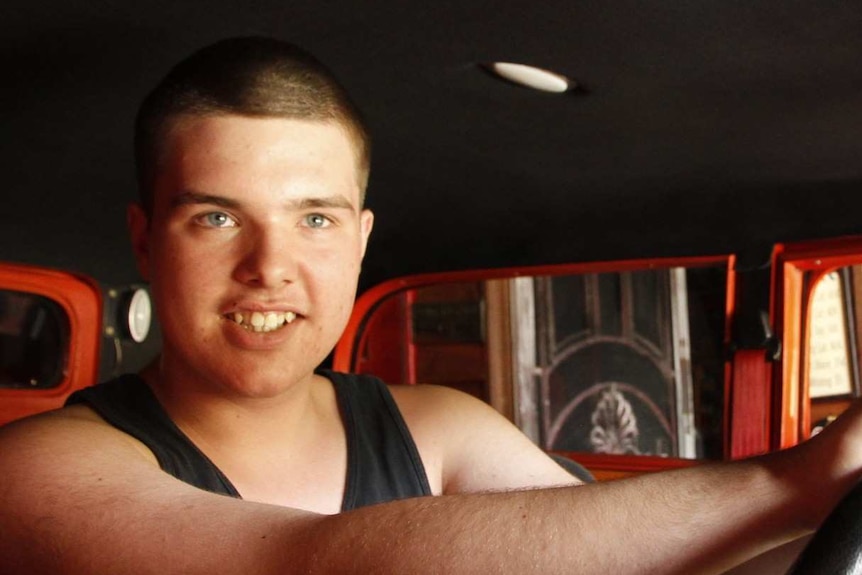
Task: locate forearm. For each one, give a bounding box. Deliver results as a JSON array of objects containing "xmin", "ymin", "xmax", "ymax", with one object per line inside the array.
[
  {"xmin": 0, "ymin": 456, "xmax": 831, "ymax": 575},
  {"xmin": 5, "ymin": 407, "xmax": 858, "ymax": 575},
  {"xmin": 306, "ymin": 451, "xmax": 823, "ymax": 574}
]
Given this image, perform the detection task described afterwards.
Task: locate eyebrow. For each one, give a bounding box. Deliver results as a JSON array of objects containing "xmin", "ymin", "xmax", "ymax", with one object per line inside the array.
[
  {"xmin": 172, "ymin": 192, "xmax": 241, "ymax": 210},
  {"xmin": 171, "ymin": 191, "xmax": 356, "ymax": 211},
  {"xmin": 294, "ymin": 196, "xmax": 355, "ymax": 211}
]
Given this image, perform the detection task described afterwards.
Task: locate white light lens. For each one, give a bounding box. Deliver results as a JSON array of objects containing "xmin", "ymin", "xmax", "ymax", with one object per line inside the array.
[
  {"xmin": 127, "ymin": 289, "xmax": 152, "ymax": 343},
  {"xmin": 489, "ymin": 62, "xmax": 571, "ymax": 93}
]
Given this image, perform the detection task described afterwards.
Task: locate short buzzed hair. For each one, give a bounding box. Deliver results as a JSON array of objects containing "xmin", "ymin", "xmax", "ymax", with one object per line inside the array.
[{"xmin": 134, "ymin": 36, "xmax": 371, "ymax": 214}]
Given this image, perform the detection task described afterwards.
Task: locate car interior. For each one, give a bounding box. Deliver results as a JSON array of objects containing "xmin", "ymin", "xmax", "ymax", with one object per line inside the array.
[{"xmin": 2, "ymin": 2, "xmax": 862, "ymax": 571}]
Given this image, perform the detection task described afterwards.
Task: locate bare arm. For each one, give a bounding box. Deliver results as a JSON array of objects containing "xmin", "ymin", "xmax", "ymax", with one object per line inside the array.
[
  {"xmin": 2, "ymin": 400, "xmax": 860, "ymax": 574},
  {"xmin": 389, "ymin": 384, "xmax": 582, "ymax": 493}
]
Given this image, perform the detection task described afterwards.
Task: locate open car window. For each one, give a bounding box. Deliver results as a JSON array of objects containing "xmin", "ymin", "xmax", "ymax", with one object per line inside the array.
[
  {"xmin": 0, "ymin": 289, "xmax": 70, "ymax": 389},
  {"xmin": 775, "ymin": 237, "xmax": 862, "ymax": 448},
  {"xmin": 336, "ymin": 257, "xmax": 732, "ymax": 461},
  {"xmin": 0, "ymin": 264, "xmax": 103, "ymax": 426},
  {"xmin": 807, "ymin": 267, "xmax": 861, "ymax": 403}
]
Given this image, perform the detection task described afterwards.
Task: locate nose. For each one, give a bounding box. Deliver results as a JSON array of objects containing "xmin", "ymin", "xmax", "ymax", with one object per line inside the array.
[{"xmin": 232, "ymin": 226, "xmax": 296, "ymax": 288}]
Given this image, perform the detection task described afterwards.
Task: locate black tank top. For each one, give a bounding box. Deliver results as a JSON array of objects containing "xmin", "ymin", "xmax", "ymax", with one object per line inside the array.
[{"xmin": 66, "ymin": 370, "xmax": 432, "ymax": 510}]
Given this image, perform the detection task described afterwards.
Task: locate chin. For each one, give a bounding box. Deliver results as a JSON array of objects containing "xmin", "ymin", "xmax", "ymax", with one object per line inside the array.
[{"xmin": 211, "ymin": 358, "xmax": 318, "ymax": 399}]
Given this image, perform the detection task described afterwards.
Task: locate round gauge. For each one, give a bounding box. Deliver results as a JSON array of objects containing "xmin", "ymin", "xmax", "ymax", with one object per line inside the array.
[{"xmin": 126, "ymin": 288, "xmax": 152, "ymax": 343}]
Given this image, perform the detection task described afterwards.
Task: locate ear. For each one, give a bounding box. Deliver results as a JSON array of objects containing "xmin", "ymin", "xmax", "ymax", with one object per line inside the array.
[
  {"xmin": 359, "ymin": 209, "xmax": 374, "ymax": 259},
  {"xmin": 127, "ymin": 203, "xmax": 152, "ymax": 281}
]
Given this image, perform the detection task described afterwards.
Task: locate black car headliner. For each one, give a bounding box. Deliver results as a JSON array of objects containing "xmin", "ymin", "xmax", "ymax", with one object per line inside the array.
[{"xmin": 2, "ymin": 1, "xmax": 861, "ymax": 292}]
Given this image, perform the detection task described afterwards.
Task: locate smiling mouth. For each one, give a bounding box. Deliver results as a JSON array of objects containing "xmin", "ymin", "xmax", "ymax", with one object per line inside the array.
[{"xmin": 226, "ymin": 311, "xmax": 298, "ymax": 333}]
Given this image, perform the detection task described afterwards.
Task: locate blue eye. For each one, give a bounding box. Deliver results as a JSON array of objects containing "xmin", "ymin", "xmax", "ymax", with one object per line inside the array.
[
  {"xmin": 304, "ymin": 214, "xmax": 331, "ymax": 228},
  {"xmin": 199, "ymin": 212, "xmax": 237, "ymax": 228}
]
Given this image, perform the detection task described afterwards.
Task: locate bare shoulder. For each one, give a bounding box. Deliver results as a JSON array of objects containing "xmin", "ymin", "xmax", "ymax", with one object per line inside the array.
[
  {"xmin": 0, "ymin": 406, "xmax": 166, "ymax": 571},
  {"xmin": 0, "ymin": 404, "xmax": 158, "ymax": 469},
  {"xmin": 0, "ymin": 404, "xmax": 163, "ymax": 514},
  {"xmin": 386, "ymin": 383, "xmax": 503, "ymax": 429},
  {"xmin": 0, "ymin": 405, "xmax": 322, "ymax": 574},
  {"xmin": 387, "ymin": 384, "xmax": 582, "ymax": 494}
]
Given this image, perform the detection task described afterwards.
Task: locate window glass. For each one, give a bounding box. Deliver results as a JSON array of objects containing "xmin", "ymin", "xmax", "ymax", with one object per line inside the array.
[
  {"xmin": 0, "ymin": 289, "xmax": 70, "ymax": 389},
  {"xmin": 808, "ymin": 268, "xmax": 859, "ymax": 399},
  {"xmin": 350, "ymin": 263, "xmax": 728, "ymax": 460},
  {"xmin": 807, "ymin": 266, "xmax": 861, "ymax": 434}
]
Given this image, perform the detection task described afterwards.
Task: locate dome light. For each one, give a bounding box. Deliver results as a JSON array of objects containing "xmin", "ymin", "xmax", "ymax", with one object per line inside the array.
[{"xmin": 486, "ymin": 62, "xmax": 573, "ymax": 93}]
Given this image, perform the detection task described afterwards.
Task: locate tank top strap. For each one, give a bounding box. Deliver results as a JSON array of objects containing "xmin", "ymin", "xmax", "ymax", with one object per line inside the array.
[
  {"xmin": 67, "ymin": 371, "xmax": 432, "ymax": 510},
  {"xmin": 322, "ymin": 369, "xmax": 432, "ymax": 510},
  {"xmin": 65, "ymin": 374, "xmax": 239, "ymax": 496}
]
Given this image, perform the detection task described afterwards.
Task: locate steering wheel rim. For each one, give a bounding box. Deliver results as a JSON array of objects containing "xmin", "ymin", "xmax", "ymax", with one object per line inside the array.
[{"xmin": 787, "ymin": 479, "xmax": 862, "ymax": 574}]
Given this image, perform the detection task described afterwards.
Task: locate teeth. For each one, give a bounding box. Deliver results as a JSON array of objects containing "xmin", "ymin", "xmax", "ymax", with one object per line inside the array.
[{"xmin": 228, "ymin": 310, "xmax": 298, "ymax": 332}]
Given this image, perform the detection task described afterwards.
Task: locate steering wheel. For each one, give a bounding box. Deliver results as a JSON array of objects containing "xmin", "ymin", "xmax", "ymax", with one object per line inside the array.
[{"xmin": 787, "ymin": 480, "xmax": 862, "ymax": 574}]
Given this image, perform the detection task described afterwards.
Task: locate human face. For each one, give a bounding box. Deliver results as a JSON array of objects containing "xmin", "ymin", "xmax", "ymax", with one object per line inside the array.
[{"xmin": 128, "ymin": 115, "xmax": 374, "ymax": 398}]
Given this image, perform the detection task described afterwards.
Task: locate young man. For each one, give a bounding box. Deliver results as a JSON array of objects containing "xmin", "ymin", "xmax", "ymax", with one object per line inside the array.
[{"xmin": 0, "ymin": 36, "xmax": 860, "ymax": 574}]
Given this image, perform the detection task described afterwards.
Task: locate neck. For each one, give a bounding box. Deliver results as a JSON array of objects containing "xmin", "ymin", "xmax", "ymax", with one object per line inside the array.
[
  {"xmin": 137, "ymin": 356, "xmax": 348, "ymax": 511},
  {"xmin": 138, "ymin": 356, "xmax": 333, "ymax": 453}
]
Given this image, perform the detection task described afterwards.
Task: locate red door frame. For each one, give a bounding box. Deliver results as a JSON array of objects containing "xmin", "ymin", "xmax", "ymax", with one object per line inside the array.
[
  {"xmin": 335, "ymin": 255, "xmax": 743, "ymax": 465},
  {"xmin": 0, "ymin": 262, "xmax": 103, "ymax": 425},
  {"xmin": 772, "ymin": 235, "xmax": 862, "ymax": 449}
]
